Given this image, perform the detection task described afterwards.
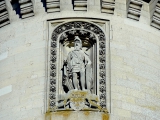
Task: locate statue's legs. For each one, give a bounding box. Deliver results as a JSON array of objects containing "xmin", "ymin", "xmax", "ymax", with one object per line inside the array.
[
  {"xmin": 80, "ymin": 71, "xmax": 85, "ymax": 90},
  {"xmin": 73, "ymin": 73, "xmax": 78, "ymax": 90},
  {"xmin": 86, "ymin": 66, "xmax": 92, "ymax": 91},
  {"xmin": 87, "ymin": 80, "xmax": 91, "ymax": 90}
]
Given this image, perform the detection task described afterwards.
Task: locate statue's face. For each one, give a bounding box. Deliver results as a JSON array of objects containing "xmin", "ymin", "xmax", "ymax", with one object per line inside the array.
[{"xmin": 74, "ymin": 40, "xmax": 81, "ymax": 50}]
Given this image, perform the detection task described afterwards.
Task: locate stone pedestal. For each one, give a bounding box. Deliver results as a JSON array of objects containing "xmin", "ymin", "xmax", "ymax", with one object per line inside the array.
[{"xmin": 45, "ymin": 111, "xmax": 109, "ymax": 120}]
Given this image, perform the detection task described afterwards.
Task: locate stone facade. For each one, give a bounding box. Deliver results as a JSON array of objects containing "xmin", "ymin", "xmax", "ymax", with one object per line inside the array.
[{"xmin": 0, "ymin": 0, "xmax": 160, "ymax": 120}]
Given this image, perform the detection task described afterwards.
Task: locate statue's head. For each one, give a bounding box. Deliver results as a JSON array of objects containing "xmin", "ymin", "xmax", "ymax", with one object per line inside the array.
[{"xmin": 74, "ymin": 36, "xmax": 82, "ymax": 50}]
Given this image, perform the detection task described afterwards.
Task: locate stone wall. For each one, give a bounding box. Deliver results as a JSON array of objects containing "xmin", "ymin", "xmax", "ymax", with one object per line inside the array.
[{"xmin": 0, "ymin": 0, "xmax": 160, "ymax": 120}]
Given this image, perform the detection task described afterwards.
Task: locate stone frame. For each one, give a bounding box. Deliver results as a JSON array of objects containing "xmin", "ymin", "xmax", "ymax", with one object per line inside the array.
[{"xmin": 45, "ymin": 17, "xmax": 111, "ymax": 112}]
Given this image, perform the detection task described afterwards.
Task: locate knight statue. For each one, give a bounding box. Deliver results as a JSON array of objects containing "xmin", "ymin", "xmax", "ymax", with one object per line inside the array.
[{"xmin": 62, "ymin": 36, "xmax": 93, "ymax": 92}]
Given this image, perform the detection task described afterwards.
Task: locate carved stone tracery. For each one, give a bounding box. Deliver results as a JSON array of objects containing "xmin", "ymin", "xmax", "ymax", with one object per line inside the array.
[{"xmin": 50, "ymin": 21, "xmax": 107, "ymax": 110}]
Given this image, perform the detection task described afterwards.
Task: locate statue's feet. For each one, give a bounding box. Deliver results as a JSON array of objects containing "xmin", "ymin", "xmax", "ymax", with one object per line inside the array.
[
  {"xmin": 82, "ymin": 89, "xmax": 91, "ymax": 93},
  {"xmin": 82, "ymin": 88, "xmax": 87, "ymax": 91}
]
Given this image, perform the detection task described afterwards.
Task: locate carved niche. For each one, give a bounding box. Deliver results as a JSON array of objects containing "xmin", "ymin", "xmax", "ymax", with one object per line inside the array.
[{"xmin": 47, "ymin": 19, "xmax": 110, "ymax": 112}]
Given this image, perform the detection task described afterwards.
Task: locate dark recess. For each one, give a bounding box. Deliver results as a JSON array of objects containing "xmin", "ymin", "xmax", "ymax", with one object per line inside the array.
[
  {"xmin": 41, "ymin": 0, "xmax": 47, "ymax": 12},
  {"xmin": 143, "ymin": 0, "xmax": 151, "ymax": 3},
  {"xmin": 10, "ymin": 0, "xmax": 21, "ymax": 18}
]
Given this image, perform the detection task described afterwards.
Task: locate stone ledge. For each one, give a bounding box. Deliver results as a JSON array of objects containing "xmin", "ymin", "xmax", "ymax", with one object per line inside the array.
[{"xmin": 45, "ymin": 111, "xmax": 109, "ymax": 120}]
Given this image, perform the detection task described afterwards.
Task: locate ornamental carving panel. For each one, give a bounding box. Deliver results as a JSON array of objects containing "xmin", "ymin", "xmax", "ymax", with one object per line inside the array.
[{"xmin": 47, "ymin": 19, "xmax": 110, "ymax": 112}]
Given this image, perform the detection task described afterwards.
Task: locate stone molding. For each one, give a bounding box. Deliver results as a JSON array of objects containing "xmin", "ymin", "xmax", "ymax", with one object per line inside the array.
[
  {"xmin": 19, "ymin": 0, "xmax": 34, "ymax": 19},
  {"xmin": 127, "ymin": 0, "xmax": 143, "ymax": 21},
  {"xmin": 45, "ymin": 111, "xmax": 109, "ymax": 120},
  {"xmin": 150, "ymin": 0, "xmax": 160, "ymax": 29},
  {"xmin": 46, "ymin": 0, "xmax": 60, "ymax": 13},
  {"xmin": 46, "ymin": 18, "xmax": 111, "ymax": 113},
  {"xmin": 0, "ymin": 0, "xmax": 10, "ymax": 28},
  {"xmin": 73, "ymin": 0, "xmax": 87, "ymax": 11},
  {"xmin": 101, "ymin": 0, "xmax": 115, "ymax": 14},
  {"xmin": 1, "ymin": 0, "xmax": 160, "ymax": 30}
]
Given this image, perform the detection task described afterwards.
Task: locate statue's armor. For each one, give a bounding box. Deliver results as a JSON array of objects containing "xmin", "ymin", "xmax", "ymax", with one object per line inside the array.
[
  {"xmin": 67, "ymin": 50, "xmax": 85, "ymax": 73},
  {"xmin": 63, "ymin": 36, "xmax": 92, "ymax": 91}
]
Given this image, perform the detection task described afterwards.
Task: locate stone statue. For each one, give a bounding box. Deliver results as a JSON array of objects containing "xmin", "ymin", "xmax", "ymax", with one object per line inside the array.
[
  {"xmin": 58, "ymin": 36, "xmax": 107, "ymax": 112},
  {"xmin": 62, "ymin": 36, "xmax": 93, "ymax": 91}
]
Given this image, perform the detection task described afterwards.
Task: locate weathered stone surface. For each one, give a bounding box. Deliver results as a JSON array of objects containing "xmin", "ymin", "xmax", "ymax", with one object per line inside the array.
[
  {"xmin": 0, "ymin": 85, "xmax": 12, "ymax": 97},
  {"xmin": 0, "ymin": 0, "xmax": 160, "ymax": 120},
  {"xmin": 46, "ymin": 111, "xmax": 109, "ymax": 120}
]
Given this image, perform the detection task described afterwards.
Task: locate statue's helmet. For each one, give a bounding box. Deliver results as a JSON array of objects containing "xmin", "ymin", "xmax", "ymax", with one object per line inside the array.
[{"xmin": 74, "ymin": 36, "xmax": 82, "ymax": 50}]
